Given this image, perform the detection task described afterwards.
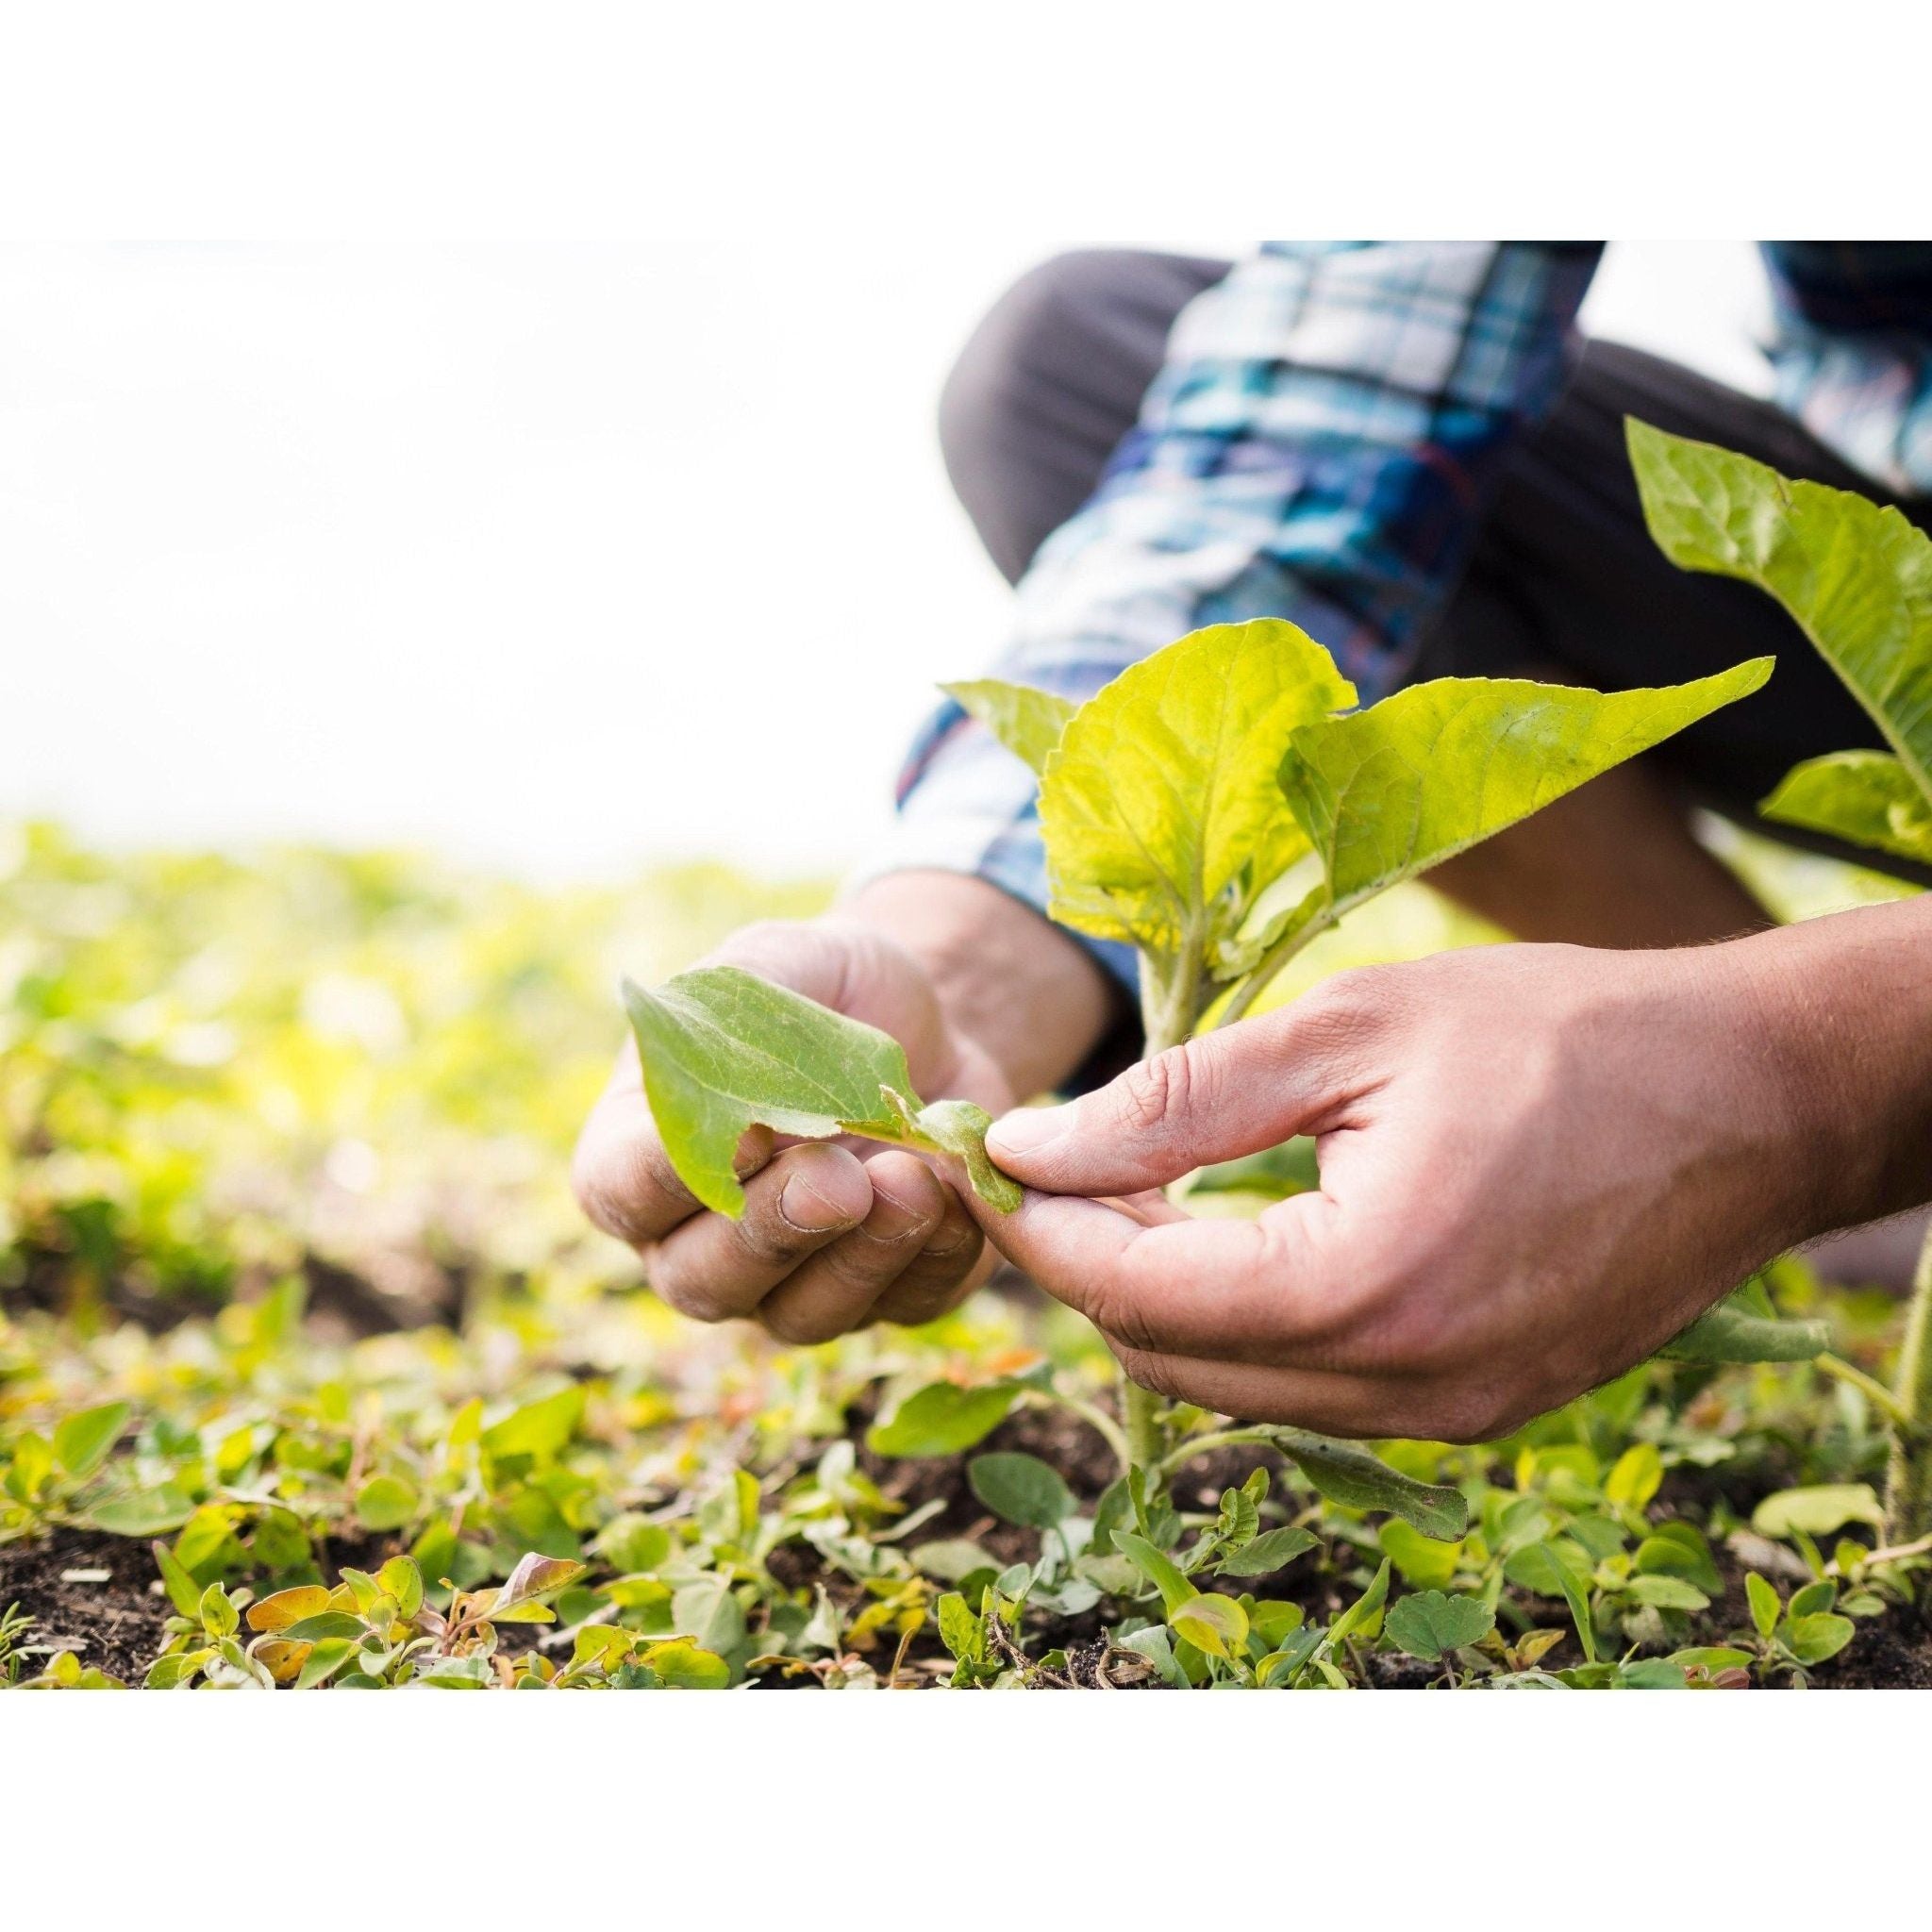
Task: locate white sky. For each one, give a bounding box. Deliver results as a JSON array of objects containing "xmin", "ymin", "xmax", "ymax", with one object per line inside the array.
[{"xmin": 0, "ymin": 241, "xmax": 1773, "ymax": 880}]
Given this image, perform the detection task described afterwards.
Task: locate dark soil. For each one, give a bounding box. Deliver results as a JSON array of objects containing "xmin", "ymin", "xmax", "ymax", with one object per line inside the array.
[{"xmin": 0, "ymin": 1527, "xmax": 175, "ymax": 1682}]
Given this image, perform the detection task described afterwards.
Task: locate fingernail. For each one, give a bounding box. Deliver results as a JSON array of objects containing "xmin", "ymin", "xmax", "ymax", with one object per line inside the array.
[
  {"xmin": 986, "ymin": 1106, "xmax": 1066, "ymax": 1159},
  {"xmin": 780, "ymin": 1172, "xmax": 853, "ymax": 1231}
]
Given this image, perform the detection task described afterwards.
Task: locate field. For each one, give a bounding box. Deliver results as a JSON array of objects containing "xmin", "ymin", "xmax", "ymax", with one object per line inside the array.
[{"xmin": 2, "ymin": 818, "xmax": 1926, "ymax": 1690}]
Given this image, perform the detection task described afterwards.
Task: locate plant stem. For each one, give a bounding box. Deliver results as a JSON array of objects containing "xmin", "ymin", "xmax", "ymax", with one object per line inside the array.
[
  {"xmin": 1884, "ymin": 1221, "xmax": 1932, "ymax": 1540},
  {"xmin": 1157, "ymin": 1425, "xmax": 1277, "ymax": 1477},
  {"xmin": 1122, "ymin": 1381, "xmax": 1166, "ymax": 1474},
  {"xmin": 1026, "ymin": 1388, "xmax": 1132, "ymax": 1475},
  {"xmin": 1815, "ymin": 1353, "xmax": 1914, "ymax": 1432},
  {"xmin": 1116, "ymin": 952, "xmax": 1204, "ymax": 1477}
]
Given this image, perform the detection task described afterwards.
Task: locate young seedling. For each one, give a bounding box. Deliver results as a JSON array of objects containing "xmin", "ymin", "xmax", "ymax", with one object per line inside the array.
[
  {"xmin": 1631, "ymin": 420, "xmax": 1932, "ymax": 1540},
  {"xmin": 623, "ymin": 613, "xmax": 1778, "ymax": 1573},
  {"xmin": 951, "ymin": 616, "xmax": 1771, "ymax": 1472}
]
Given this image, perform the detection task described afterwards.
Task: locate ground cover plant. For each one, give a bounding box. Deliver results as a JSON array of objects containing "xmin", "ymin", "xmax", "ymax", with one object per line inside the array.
[{"xmin": 4, "ymin": 426, "xmax": 1932, "ymax": 1687}]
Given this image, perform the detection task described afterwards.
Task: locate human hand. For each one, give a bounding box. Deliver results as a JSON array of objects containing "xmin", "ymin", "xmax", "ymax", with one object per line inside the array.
[
  {"xmin": 974, "ymin": 938, "xmax": 1851, "ymax": 1441},
  {"xmin": 574, "ymin": 915, "xmax": 1009, "ymax": 1342}
]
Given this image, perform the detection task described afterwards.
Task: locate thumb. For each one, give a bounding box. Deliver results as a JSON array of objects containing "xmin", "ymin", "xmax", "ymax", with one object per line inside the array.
[{"xmin": 985, "ymin": 993, "xmax": 1369, "ymax": 1197}]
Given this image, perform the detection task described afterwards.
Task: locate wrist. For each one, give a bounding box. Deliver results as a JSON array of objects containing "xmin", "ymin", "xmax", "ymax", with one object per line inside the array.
[
  {"xmin": 836, "ymin": 870, "xmax": 1119, "ymax": 1098},
  {"xmin": 1734, "ymin": 894, "xmax": 1932, "ymax": 1239}
]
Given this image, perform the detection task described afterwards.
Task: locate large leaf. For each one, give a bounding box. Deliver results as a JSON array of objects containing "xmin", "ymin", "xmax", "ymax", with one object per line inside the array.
[
  {"xmin": 1761, "ymin": 750, "xmax": 1932, "ymax": 866},
  {"xmin": 1629, "ymin": 418, "xmax": 1932, "ymax": 802},
  {"xmin": 941, "ymin": 679, "xmax": 1076, "ymax": 777},
  {"xmin": 1037, "ymin": 620, "xmax": 1354, "ymax": 959},
  {"xmin": 1268, "ymin": 1429, "xmax": 1469, "ymax": 1541},
  {"xmin": 1274, "ymin": 661, "xmax": 1774, "ymax": 940},
  {"xmin": 967, "ymin": 1451, "xmax": 1075, "ymax": 1528},
  {"xmin": 622, "ymin": 965, "xmax": 1017, "ymax": 1217}
]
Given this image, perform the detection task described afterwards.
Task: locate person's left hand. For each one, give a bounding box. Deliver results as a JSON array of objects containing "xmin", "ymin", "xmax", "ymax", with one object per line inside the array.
[{"xmin": 970, "ymin": 937, "xmax": 1843, "ymax": 1441}]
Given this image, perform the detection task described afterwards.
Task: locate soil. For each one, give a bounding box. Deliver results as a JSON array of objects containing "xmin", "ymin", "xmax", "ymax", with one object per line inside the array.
[{"xmin": 0, "ymin": 1527, "xmax": 175, "ymax": 1682}]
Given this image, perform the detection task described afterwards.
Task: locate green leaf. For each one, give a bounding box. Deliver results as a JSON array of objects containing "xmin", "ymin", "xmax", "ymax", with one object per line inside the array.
[
  {"xmin": 622, "ymin": 965, "xmax": 1016, "ymax": 1217},
  {"xmin": 1751, "ymin": 1483, "xmax": 1884, "ymax": 1540},
  {"xmin": 1745, "ymin": 1571, "xmax": 1782, "ymax": 1641},
  {"xmin": 1170, "ymin": 1592, "xmax": 1249, "ymax": 1662},
  {"xmin": 867, "ymin": 1380, "xmax": 1019, "ymax": 1458},
  {"xmin": 1629, "ymin": 417, "xmax": 1932, "ymax": 804},
  {"xmin": 481, "ymin": 1386, "xmax": 585, "ymax": 1463},
  {"xmin": 1384, "ymin": 1589, "xmax": 1493, "ymax": 1661},
  {"xmin": 84, "ymin": 1483, "xmax": 195, "ymax": 1537},
  {"xmin": 199, "ymin": 1582, "xmax": 239, "ymax": 1640},
  {"xmin": 1659, "ymin": 1296, "xmax": 1830, "ymax": 1365},
  {"xmin": 1114, "ymin": 1531, "xmax": 1194, "ymax": 1616},
  {"xmin": 637, "ymin": 1639, "xmax": 732, "ymax": 1689},
  {"xmin": 1626, "ymin": 1574, "xmax": 1710, "ymax": 1612},
  {"xmin": 967, "ymin": 1452, "xmax": 1074, "ymax": 1528},
  {"xmin": 593, "ymin": 1513, "xmax": 672, "ymax": 1574},
  {"xmin": 52, "ymin": 1401, "xmax": 130, "ymax": 1479},
  {"xmin": 1036, "ymin": 618, "xmax": 1354, "ymax": 959},
  {"xmin": 1377, "ymin": 1518, "xmax": 1462, "ymax": 1590},
  {"xmin": 354, "ymin": 1474, "xmax": 420, "ymax": 1532},
  {"xmin": 151, "ymin": 1539, "xmax": 206, "ymax": 1619},
  {"xmin": 935, "ymin": 1591, "xmax": 984, "ymax": 1665},
  {"xmin": 1326, "ymin": 1557, "xmax": 1392, "ymax": 1651},
  {"xmin": 1504, "ymin": 1541, "xmax": 1597, "ymax": 1664},
  {"xmin": 296, "ymin": 1637, "xmax": 359, "ymax": 1689},
  {"xmin": 941, "ymin": 678, "xmax": 1076, "ymax": 776},
  {"xmin": 1275, "ymin": 661, "xmax": 1774, "ymax": 953},
  {"xmin": 1271, "ymin": 1429, "xmax": 1469, "ymax": 1541},
  {"xmin": 671, "ymin": 1576, "xmax": 745, "ymax": 1657},
  {"xmin": 1216, "ymin": 1525, "xmax": 1318, "ymax": 1579},
  {"xmin": 1762, "ymin": 750, "xmax": 1932, "ymax": 866},
  {"xmin": 1781, "ymin": 1611, "xmax": 1856, "ymax": 1666}
]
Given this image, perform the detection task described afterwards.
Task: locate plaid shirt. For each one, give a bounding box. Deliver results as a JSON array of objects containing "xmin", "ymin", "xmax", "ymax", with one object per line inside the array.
[{"xmin": 872, "ymin": 241, "xmax": 1932, "ymax": 995}]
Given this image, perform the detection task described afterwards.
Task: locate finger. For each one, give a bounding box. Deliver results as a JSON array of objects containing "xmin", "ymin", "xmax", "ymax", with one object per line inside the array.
[
  {"xmin": 755, "ymin": 1152, "xmax": 949, "ymax": 1344},
  {"xmin": 967, "ymin": 1184, "xmax": 1363, "ymax": 1368},
  {"xmin": 870, "ymin": 1178, "xmax": 989, "ymax": 1325},
  {"xmin": 645, "ymin": 1142, "xmax": 871, "ymax": 1323},
  {"xmin": 984, "ymin": 979, "xmax": 1382, "ymax": 1196},
  {"xmin": 1103, "ymin": 1343, "xmax": 1441, "ymax": 1439},
  {"xmin": 572, "ymin": 1053, "xmax": 776, "ymax": 1246}
]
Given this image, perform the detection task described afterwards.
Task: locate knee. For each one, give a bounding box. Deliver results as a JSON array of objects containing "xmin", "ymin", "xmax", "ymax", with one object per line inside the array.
[
  {"xmin": 938, "ymin": 251, "xmax": 1128, "ymax": 580},
  {"xmin": 940, "ymin": 252, "xmax": 1106, "ymax": 434}
]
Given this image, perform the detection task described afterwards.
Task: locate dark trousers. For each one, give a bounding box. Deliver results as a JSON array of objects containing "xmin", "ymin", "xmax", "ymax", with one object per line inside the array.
[{"xmin": 937, "ymin": 250, "xmax": 1931, "ymax": 884}]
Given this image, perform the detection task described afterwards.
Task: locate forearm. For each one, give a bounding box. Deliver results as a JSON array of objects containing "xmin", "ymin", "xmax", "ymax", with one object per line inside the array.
[
  {"xmin": 839, "ymin": 870, "xmax": 1118, "ymax": 1099},
  {"xmin": 1751, "ymin": 893, "xmax": 1932, "ymax": 1235}
]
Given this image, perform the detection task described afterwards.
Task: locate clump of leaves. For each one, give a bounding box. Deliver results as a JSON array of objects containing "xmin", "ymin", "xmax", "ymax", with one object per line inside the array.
[{"xmin": 1631, "ymin": 420, "xmax": 1932, "ymax": 1540}]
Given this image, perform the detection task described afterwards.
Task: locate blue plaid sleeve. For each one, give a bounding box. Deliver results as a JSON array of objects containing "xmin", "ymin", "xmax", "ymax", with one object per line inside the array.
[{"xmin": 858, "ymin": 241, "xmax": 1603, "ymax": 995}]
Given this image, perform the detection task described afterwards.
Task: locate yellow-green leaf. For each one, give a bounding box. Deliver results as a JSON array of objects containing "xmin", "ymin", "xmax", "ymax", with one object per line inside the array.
[
  {"xmin": 1276, "ymin": 661, "xmax": 1774, "ymax": 936},
  {"xmin": 1038, "ymin": 619, "xmax": 1354, "ymax": 958},
  {"xmin": 941, "ymin": 678, "xmax": 1076, "ymax": 776},
  {"xmin": 1762, "ymin": 750, "xmax": 1932, "ymax": 865},
  {"xmin": 52, "ymin": 1401, "xmax": 130, "ymax": 1479},
  {"xmin": 1170, "ymin": 1591, "xmax": 1248, "ymax": 1661}
]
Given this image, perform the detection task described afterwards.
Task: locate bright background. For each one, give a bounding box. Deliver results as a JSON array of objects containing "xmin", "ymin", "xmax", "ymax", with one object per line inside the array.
[{"xmin": 0, "ymin": 241, "xmax": 1774, "ymax": 881}]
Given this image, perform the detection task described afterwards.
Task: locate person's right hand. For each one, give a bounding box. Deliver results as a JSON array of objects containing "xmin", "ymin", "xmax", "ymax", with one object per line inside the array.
[{"xmin": 572, "ymin": 917, "xmax": 1010, "ymax": 1343}]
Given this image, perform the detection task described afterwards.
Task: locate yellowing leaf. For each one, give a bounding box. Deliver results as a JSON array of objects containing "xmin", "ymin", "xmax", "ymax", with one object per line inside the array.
[
  {"xmin": 1170, "ymin": 1591, "xmax": 1249, "ymax": 1661},
  {"xmin": 1761, "ymin": 750, "xmax": 1932, "ymax": 865},
  {"xmin": 622, "ymin": 965, "xmax": 1017, "ymax": 1217},
  {"xmin": 941, "ymin": 678, "xmax": 1076, "ymax": 776},
  {"xmin": 245, "ymin": 1584, "xmax": 334, "ymax": 1634},
  {"xmin": 1038, "ymin": 619, "xmax": 1353, "ymax": 959}
]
